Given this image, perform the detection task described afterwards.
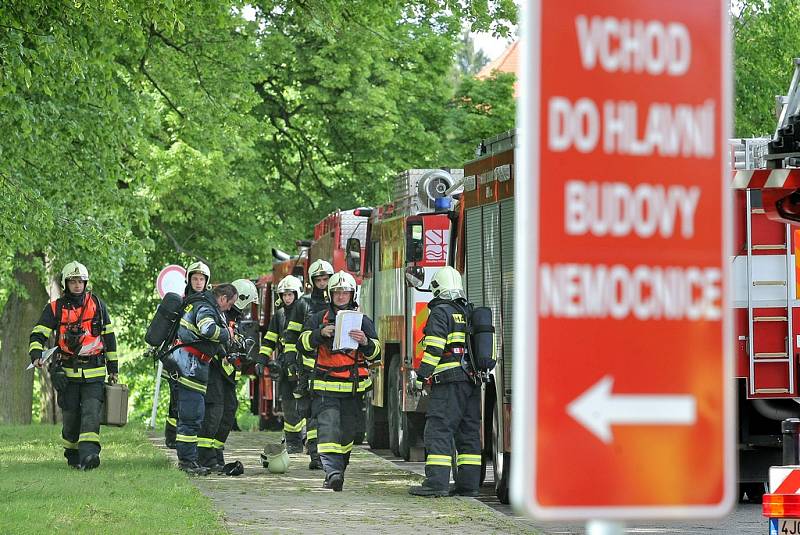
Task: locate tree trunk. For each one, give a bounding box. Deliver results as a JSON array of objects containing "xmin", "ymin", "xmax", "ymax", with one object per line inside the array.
[
  {"xmin": 0, "ymin": 261, "xmax": 47, "ymax": 424},
  {"xmin": 38, "ymin": 274, "xmax": 62, "ymax": 424}
]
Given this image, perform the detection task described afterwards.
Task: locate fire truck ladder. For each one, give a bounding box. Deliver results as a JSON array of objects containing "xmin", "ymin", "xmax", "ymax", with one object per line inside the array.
[{"xmin": 746, "ymin": 190, "xmax": 795, "ymax": 396}]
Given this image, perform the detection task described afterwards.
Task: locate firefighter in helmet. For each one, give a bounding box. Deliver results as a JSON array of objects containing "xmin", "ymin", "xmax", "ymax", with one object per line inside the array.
[
  {"xmin": 294, "ymin": 259, "xmax": 334, "ymax": 469},
  {"xmin": 197, "ymin": 278, "xmax": 259, "ymax": 472},
  {"xmin": 298, "ymin": 271, "xmax": 381, "ymax": 491},
  {"xmin": 172, "ymin": 283, "xmax": 237, "ymax": 475},
  {"xmin": 165, "ymin": 261, "xmax": 211, "ymax": 449},
  {"xmin": 409, "ymin": 266, "xmax": 482, "ymax": 497},
  {"xmin": 29, "ymin": 261, "xmax": 119, "ymax": 470},
  {"xmin": 258, "ymin": 275, "xmax": 308, "ymax": 453}
]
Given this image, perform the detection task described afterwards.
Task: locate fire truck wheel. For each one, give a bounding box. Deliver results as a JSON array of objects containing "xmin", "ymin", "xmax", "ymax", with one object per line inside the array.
[
  {"xmin": 399, "ymin": 411, "xmax": 424, "ymax": 462},
  {"xmin": 493, "ymin": 403, "xmax": 510, "ymax": 504},
  {"xmin": 388, "ymin": 356, "xmax": 401, "ymax": 457},
  {"xmin": 366, "ymin": 390, "xmax": 389, "ymax": 449}
]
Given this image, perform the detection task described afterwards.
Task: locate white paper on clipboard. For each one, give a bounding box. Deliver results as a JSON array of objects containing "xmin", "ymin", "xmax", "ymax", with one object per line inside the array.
[{"xmin": 333, "ymin": 310, "xmax": 363, "ymax": 351}]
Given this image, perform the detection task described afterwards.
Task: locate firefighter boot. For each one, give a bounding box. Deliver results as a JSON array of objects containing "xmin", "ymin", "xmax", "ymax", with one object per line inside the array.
[
  {"xmin": 308, "ymin": 453, "xmax": 323, "ymax": 470},
  {"xmin": 64, "ymin": 448, "xmax": 80, "ymax": 469},
  {"xmin": 326, "ymin": 471, "xmax": 344, "ymax": 492},
  {"xmin": 285, "ymin": 439, "xmax": 304, "ymax": 454},
  {"xmin": 408, "ymin": 485, "xmax": 450, "ymax": 497},
  {"xmin": 179, "ymin": 461, "xmax": 211, "ymax": 476},
  {"xmin": 80, "ymin": 454, "xmax": 100, "ymax": 471},
  {"xmin": 449, "ymin": 483, "xmax": 479, "ymax": 497}
]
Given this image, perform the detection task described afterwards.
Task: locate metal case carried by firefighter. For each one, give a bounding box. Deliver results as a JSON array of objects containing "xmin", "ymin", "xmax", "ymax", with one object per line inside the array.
[{"xmin": 102, "ymin": 383, "xmax": 129, "ymax": 427}]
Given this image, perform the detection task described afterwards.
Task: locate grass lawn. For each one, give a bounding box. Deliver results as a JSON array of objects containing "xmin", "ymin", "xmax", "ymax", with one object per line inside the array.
[{"xmin": 0, "ymin": 423, "xmax": 227, "ymax": 535}]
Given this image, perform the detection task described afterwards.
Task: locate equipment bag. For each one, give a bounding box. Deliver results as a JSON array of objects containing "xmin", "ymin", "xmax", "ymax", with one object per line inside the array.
[
  {"xmin": 468, "ymin": 306, "xmax": 496, "ymax": 372},
  {"xmin": 145, "ymin": 292, "xmax": 184, "ymax": 347},
  {"xmin": 101, "ymin": 383, "xmax": 129, "ymax": 427}
]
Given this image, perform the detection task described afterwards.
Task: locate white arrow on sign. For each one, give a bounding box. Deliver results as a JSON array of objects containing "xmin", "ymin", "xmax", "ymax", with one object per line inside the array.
[{"xmin": 566, "ymin": 375, "xmax": 697, "ymax": 444}]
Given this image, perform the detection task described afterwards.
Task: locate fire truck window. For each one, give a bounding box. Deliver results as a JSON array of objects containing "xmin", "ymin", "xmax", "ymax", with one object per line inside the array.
[
  {"xmin": 406, "ymin": 222, "xmax": 424, "ymax": 263},
  {"xmin": 346, "ymin": 237, "xmax": 361, "ymax": 273}
]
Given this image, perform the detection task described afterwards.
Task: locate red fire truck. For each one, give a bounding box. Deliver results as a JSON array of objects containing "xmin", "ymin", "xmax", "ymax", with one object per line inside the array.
[
  {"xmin": 309, "ymin": 209, "xmax": 368, "ymax": 282},
  {"xmin": 456, "ymin": 130, "xmax": 516, "ymax": 504},
  {"xmin": 250, "ymin": 245, "xmax": 309, "ymax": 430},
  {"xmin": 346, "ymin": 170, "xmax": 472, "ymax": 463}
]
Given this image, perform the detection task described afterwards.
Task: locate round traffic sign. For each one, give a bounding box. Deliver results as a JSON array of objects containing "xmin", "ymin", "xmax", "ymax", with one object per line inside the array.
[{"xmin": 156, "ymin": 265, "xmax": 187, "ymax": 298}]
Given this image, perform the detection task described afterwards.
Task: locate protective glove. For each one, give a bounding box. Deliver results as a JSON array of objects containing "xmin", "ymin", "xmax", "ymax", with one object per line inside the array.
[
  {"xmin": 409, "ymin": 370, "xmax": 425, "ymax": 394},
  {"xmin": 51, "ymin": 365, "xmax": 68, "ymax": 392},
  {"xmin": 266, "ymin": 360, "xmax": 282, "ymax": 380},
  {"xmin": 254, "ymin": 363, "xmax": 265, "ymax": 378},
  {"xmin": 107, "ymin": 373, "xmax": 118, "ymax": 385}
]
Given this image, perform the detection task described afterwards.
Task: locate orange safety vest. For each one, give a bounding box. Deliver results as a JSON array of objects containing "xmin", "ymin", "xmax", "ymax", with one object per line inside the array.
[
  {"xmin": 315, "ymin": 311, "xmax": 369, "ymax": 380},
  {"xmin": 51, "ymin": 294, "xmax": 104, "ymax": 357}
]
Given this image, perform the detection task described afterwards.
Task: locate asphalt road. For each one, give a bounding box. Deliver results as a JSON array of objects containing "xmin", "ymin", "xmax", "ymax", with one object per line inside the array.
[{"xmin": 371, "ymin": 448, "xmax": 767, "ymax": 535}]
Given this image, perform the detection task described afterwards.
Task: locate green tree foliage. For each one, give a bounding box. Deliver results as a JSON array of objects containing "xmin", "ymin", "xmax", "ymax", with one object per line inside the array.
[
  {"xmin": 733, "ymin": 0, "xmax": 800, "ymax": 137},
  {"xmin": 0, "ymin": 1, "xmax": 517, "ymax": 422}
]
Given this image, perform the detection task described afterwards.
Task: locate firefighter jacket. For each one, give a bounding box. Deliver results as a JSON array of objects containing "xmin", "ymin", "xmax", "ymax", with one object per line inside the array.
[
  {"xmin": 299, "ymin": 287, "xmax": 328, "ymax": 317},
  {"xmin": 29, "ymin": 292, "xmax": 118, "ymax": 382},
  {"xmin": 258, "ymin": 300, "xmax": 308, "ymax": 377},
  {"xmin": 298, "ymin": 305, "xmax": 381, "ymax": 397},
  {"xmin": 175, "ymin": 291, "xmax": 231, "ymax": 394},
  {"xmin": 415, "ymin": 298, "xmax": 470, "ymax": 383}
]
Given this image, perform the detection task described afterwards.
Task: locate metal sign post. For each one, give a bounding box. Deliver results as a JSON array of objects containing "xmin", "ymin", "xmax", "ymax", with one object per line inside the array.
[
  {"xmin": 513, "ymin": 0, "xmax": 733, "ymax": 524},
  {"xmin": 147, "ymin": 264, "xmax": 186, "ymax": 430},
  {"xmin": 148, "ymin": 360, "xmax": 164, "ymax": 430}
]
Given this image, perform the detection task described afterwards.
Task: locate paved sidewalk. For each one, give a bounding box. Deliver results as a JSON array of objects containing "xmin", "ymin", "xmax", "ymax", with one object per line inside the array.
[{"xmin": 151, "ymin": 430, "xmax": 540, "ymax": 535}]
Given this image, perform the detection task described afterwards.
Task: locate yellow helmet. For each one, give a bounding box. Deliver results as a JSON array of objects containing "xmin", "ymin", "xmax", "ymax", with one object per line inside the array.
[
  {"xmin": 61, "ymin": 261, "xmax": 89, "ymax": 290},
  {"xmin": 430, "ymin": 266, "xmax": 465, "ymax": 300},
  {"xmin": 186, "ymin": 261, "xmax": 211, "ymax": 287},
  {"xmin": 309, "ymin": 259, "xmax": 334, "ymax": 279},
  {"xmin": 231, "ymin": 279, "xmax": 259, "ymax": 311}
]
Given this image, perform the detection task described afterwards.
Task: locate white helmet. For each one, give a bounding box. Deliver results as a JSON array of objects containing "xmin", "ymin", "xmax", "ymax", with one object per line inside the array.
[
  {"xmin": 309, "ymin": 259, "xmax": 334, "ymax": 279},
  {"xmin": 262, "ymin": 443, "xmax": 290, "ymax": 474},
  {"xmin": 231, "ymin": 279, "xmax": 259, "ymax": 311},
  {"xmin": 61, "ymin": 261, "xmax": 89, "ymax": 290},
  {"xmin": 430, "ymin": 266, "xmax": 465, "ymax": 300},
  {"xmin": 277, "ymin": 275, "xmax": 303, "ymax": 300},
  {"xmin": 186, "ymin": 261, "xmax": 211, "ymax": 286},
  {"xmin": 327, "ymin": 271, "xmax": 357, "ymax": 302}
]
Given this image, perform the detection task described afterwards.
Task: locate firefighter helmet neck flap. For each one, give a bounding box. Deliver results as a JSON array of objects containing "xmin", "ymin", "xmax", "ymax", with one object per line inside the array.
[
  {"xmin": 231, "ymin": 279, "xmax": 259, "ymax": 312},
  {"xmin": 430, "ymin": 266, "xmax": 465, "ymax": 301}
]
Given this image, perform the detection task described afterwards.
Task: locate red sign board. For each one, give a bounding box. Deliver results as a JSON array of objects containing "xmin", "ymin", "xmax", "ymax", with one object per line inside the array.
[{"xmin": 512, "ymin": 0, "xmax": 734, "ymax": 520}]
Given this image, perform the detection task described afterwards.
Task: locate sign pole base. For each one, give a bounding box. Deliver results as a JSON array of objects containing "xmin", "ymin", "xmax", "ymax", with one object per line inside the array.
[
  {"xmin": 586, "ymin": 520, "xmax": 625, "ymax": 535},
  {"xmin": 148, "ymin": 361, "xmax": 164, "ymax": 430}
]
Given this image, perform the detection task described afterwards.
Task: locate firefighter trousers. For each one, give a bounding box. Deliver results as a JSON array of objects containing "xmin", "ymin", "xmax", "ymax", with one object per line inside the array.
[
  {"xmin": 299, "ymin": 394, "xmax": 318, "ymax": 459},
  {"xmin": 58, "ymin": 380, "xmax": 104, "ymax": 466},
  {"xmin": 176, "ymin": 384, "xmax": 205, "ymax": 464},
  {"xmin": 313, "ymin": 394, "xmax": 362, "ymax": 479},
  {"xmin": 279, "ymin": 378, "xmax": 307, "ymax": 449},
  {"xmin": 422, "ymin": 380, "xmax": 482, "ymax": 492},
  {"xmin": 198, "ymin": 366, "xmax": 239, "ymax": 467},
  {"xmin": 164, "ymin": 376, "xmax": 178, "ymax": 446},
  {"xmin": 214, "ymin": 377, "xmax": 238, "ymax": 467}
]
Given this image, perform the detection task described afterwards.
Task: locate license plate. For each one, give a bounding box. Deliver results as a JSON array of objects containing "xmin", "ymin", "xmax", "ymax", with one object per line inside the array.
[{"xmin": 771, "ymin": 518, "xmax": 800, "ymax": 535}]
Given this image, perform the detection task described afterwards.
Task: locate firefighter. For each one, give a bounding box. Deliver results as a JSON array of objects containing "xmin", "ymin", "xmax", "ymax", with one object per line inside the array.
[
  {"xmin": 173, "ymin": 283, "xmax": 237, "ymax": 475},
  {"xmin": 165, "ymin": 261, "xmax": 211, "ymax": 449},
  {"xmin": 294, "ymin": 259, "xmax": 333, "ymax": 470},
  {"xmin": 258, "ymin": 275, "xmax": 308, "ymax": 453},
  {"xmin": 408, "ymin": 267, "xmax": 482, "ymax": 497},
  {"xmin": 298, "ymin": 271, "xmax": 381, "ymax": 491},
  {"xmin": 197, "ymin": 278, "xmax": 259, "ymax": 472},
  {"xmin": 29, "ymin": 261, "xmax": 119, "ymax": 470}
]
